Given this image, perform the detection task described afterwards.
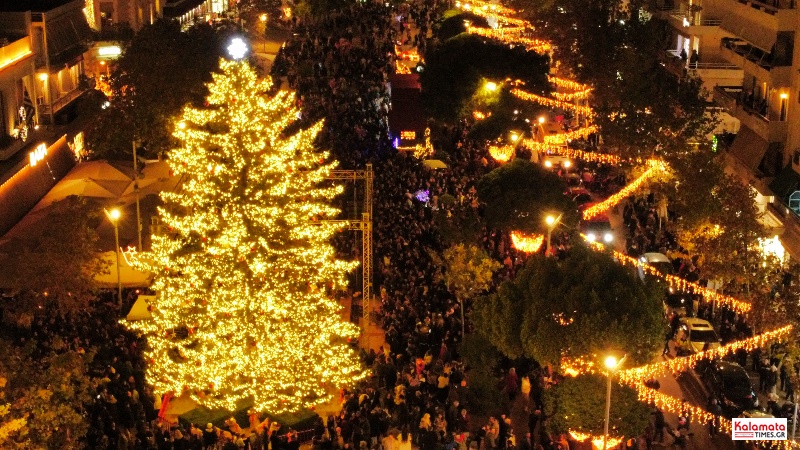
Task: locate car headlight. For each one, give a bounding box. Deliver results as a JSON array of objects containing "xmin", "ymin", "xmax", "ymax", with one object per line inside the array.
[
  {"xmin": 603, "ymin": 232, "xmax": 613, "ymax": 243},
  {"xmin": 586, "ymin": 233, "xmax": 596, "ymax": 242},
  {"xmin": 563, "ymin": 160, "xmax": 571, "ymax": 168},
  {"xmin": 544, "ymin": 160, "xmax": 552, "ymax": 168}
]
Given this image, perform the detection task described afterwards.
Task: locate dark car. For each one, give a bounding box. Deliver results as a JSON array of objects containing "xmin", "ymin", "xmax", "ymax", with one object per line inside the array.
[{"xmin": 702, "ymin": 361, "xmax": 759, "ymax": 417}]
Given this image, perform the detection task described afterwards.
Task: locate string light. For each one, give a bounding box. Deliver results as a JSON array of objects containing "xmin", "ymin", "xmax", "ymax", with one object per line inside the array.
[
  {"xmin": 468, "ymin": 27, "xmax": 552, "ymax": 53},
  {"xmin": 520, "ymin": 140, "xmax": 622, "ymax": 165},
  {"xmin": 543, "ymin": 125, "xmax": 598, "ymax": 145},
  {"xmin": 581, "ymin": 161, "xmax": 663, "ymax": 221},
  {"xmin": 510, "ymin": 88, "xmax": 594, "ymax": 117},
  {"xmin": 510, "ymin": 231, "xmax": 544, "ymax": 253},
  {"xmin": 123, "ymin": 60, "xmax": 368, "ymax": 414},
  {"xmin": 584, "ymin": 239, "xmax": 752, "ymax": 312},
  {"xmin": 548, "ymin": 76, "xmax": 591, "ymax": 92}
]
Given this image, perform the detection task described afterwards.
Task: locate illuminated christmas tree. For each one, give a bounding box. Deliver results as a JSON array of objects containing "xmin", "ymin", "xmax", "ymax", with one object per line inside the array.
[{"xmin": 124, "ymin": 59, "xmax": 366, "ymax": 413}]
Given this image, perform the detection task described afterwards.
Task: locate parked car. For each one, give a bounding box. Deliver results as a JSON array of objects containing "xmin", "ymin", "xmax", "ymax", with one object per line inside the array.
[
  {"xmin": 637, "ymin": 252, "xmax": 697, "ymax": 316},
  {"xmin": 675, "ymin": 317, "xmax": 721, "ymax": 355},
  {"xmin": 703, "ymin": 360, "xmax": 759, "ymax": 417}
]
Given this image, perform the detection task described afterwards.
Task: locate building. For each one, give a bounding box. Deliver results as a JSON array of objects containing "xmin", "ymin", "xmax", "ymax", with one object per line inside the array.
[
  {"xmin": 0, "ymin": 0, "xmax": 93, "ymax": 127},
  {"xmin": 0, "ymin": 30, "xmax": 38, "ymax": 160},
  {"xmin": 653, "ymin": 0, "xmax": 800, "ymax": 254}
]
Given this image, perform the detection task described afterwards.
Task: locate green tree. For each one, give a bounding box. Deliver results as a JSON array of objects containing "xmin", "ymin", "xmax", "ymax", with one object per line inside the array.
[
  {"xmin": 544, "ymin": 373, "xmax": 649, "ymax": 439},
  {"xmin": 85, "ymin": 20, "xmax": 226, "ymax": 159},
  {"xmin": 436, "ymin": 244, "xmax": 501, "ymax": 337},
  {"xmin": 419, "ymin": 34, "xmax": 550, "ymax": 121},
  {"xmin": 472, "ymin": 245, "xmax": 664, "ymax": 366},
  {"xmin": 0, "ymin": 340, "xmax": 95, "ymax": 449},
  {"xmin": 476, "ymin": 159, "xmax": 576, "ymax": 233},
  {"xmin": 0, "ymin": 197, "xmax": 107, "ymax": 321},
  {"xmin": 530, "ymin": 0, "xmax": 714, "ymax": 160}
]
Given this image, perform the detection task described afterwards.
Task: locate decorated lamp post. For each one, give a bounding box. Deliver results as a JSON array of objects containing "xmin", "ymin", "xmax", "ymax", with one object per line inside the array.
[
  {"xmin": 545, "ymin": 213, "xmax": 561, "ymax": 257},
  {"xmin": 105, "ymin": 208, "xmax": 122, "ymax": 304},
  {"xmin": 603, "ymin": 354, "xmax": 626, "ymax": 450}
]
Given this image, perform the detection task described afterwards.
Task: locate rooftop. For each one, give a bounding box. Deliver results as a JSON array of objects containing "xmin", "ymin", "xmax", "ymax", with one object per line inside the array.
[{"xmin": 0, "ymin": 0, "xmax": 75, "ymax": 12}]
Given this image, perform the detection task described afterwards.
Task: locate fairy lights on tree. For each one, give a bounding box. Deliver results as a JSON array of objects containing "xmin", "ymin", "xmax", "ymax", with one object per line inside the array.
[{"xmin": 123, "ymin": 59, "xmax": 367, "ymax": 413}]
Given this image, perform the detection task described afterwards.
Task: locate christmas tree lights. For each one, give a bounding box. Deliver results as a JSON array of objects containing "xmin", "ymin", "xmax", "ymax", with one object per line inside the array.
[{"xmin": 123, "ymin": 59, "xmax": 367, "ymax": 414}]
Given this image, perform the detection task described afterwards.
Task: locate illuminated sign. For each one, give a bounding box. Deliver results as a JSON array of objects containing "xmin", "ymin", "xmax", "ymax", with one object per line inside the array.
[
  {"xmin": 97, "ymin": 46, "xmax": 122, "ymax": 57},
  {"xmin": 400, "ymin": 131, "xmax": 416, "ymax": 140},
  {"xmin": 29, "ymin": 143, "xmax": 47, "ymax": 166}
]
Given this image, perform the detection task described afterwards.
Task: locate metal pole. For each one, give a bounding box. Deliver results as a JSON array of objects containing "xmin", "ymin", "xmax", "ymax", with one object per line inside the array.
[
  {"xmin": 460, "ymin": 298, "xmax": 465, "ymax": 339},
  {"xmin": 546, "ymin": 227, "xmax": 553, "ymax": 257},
  {"xmin": 604, "ymin": 372, "xmax": 612, "ymax": 450},
  {"xmin": 133, "ymin": 141, "xmax": 142, "ymax": 251},
  {"xmin": 792, "ymin": 401, "xmax": 797, "ymax": 440},
  {"xmin": 114, "ymin": 222, "xmax": 122, "ymax": 305}
]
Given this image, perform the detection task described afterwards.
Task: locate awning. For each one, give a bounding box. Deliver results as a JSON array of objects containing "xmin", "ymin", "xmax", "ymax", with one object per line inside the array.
[
  {"xmin": 45, "ymin": 9, "xmax": 92, "ymax": 63},
  {"xmin": 769, "ymin": 164, "xmax": 800, "ymax": 204},
  {"xmin": 721, "ymin": 14, "xmax": 775, "ymax": 53},
  {"xmin": 163, "ymin": 0, "xmax": 207, "ymax": 17},
  {"xmin": 726, "ymin": 125, "xmax": 768, "ymax": 173}
]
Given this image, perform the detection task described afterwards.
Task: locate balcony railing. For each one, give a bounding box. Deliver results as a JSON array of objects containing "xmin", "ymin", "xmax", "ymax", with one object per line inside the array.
[
  {"xmin": 38, "ymin": 87, "xmax": 85, "ymax": 116},
  {"xmin": 736, "ymin": 0, "xmax": 796, "ymax": 13}
]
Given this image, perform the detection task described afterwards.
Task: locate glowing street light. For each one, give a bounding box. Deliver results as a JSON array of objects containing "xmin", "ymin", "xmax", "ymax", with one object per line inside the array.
[
  {"xmin": 485, "ymin": 81, "xmax": 498, "ymax": 92},
  {"xmin": 227, "ymin": 37, "xmax": 249, "ymax": 60},
  {"xmin": 545, "ymin": 213, "xmax": 562, "ymax": 257},
  {"xmin": 105, "ymin": 208, "xmax": 123, "ymax": 305},
  {"xmin": 603, "ymin": 354, "xmax": 627, "ymax": 450}
]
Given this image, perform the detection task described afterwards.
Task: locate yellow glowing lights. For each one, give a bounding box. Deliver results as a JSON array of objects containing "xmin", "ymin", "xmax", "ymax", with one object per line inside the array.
[
  {"xmin": 467, "ymin": 27, "xmax": 551, "ymax": 54},
  {"xmin": 582, "ymin": 161, "xmax": 663, "ymax": 221},
  {"xmin": 511, "ymin": 88, "xmax": 594, "ymax": 117},
  {"xmin": 489, "ymin": 144, "xmax": 514, "ymax": 162},
  {"xmin": 123, "ymin": 60, "xmax": 367, "ymax": 414},
  {"xmin": 485, "ymin": 81, "xmax": 498, "ymax": 92},
  {"xmin": 584, "ymin": 238, "xmax": 751, "ymax": 313},
  {"xmin": 510, "ymin": 231, "xmax": 544, "ymax": 253},
  {"xmin": 569, "ymin": 431, "xmax": 623, "ymax": 450}
]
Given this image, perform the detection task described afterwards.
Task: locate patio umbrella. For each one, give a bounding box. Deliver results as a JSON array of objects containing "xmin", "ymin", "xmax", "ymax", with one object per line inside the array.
[
  {"xmin": 422, "ymin": 159, "xmax": 448, "ymax": 170},
  {"xmin": 62, "ymin": 160, "xmax": 133, "ymax": 183}
]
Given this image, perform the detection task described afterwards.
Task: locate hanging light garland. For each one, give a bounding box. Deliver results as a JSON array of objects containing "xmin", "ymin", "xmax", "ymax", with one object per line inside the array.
[
  {"xmin": 584, "ymin": 239, "xmax": 752, "ymax": 313},
  {"xmin": 510, "ymin": 88, "xmax": 594, "ymax": 117},
  {"xmin": 548, "ymin": 75, "xmax": 591, "ymax": 92},
  {"xmin": 510, "ymin": 231, "xmax": 544, "ymax": 253},
  {"xmin": 468, "ymin": 27, "xmax": 552, "ymax": 53},
  {"xmin": 455, "ymin": 0, "xmax": 518, "ymax": 16},
  {"xmin": 543, "ymin": 125, "xmax": 598, "ymax": 144},
  {"xmin": 581, "ymin": 161, "xmax": 663, "ymax": 221}
]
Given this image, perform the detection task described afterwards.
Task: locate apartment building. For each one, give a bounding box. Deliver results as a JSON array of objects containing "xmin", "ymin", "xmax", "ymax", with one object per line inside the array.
[{"xmin": 654, "ymin": 0, "xmax": 800, "ymax": 254}]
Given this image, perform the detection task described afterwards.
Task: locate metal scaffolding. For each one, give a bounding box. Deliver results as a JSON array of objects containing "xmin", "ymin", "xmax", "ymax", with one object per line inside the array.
[{"xmin": 322, "ymin": 164, "xmax": 373, "ymax": 320}]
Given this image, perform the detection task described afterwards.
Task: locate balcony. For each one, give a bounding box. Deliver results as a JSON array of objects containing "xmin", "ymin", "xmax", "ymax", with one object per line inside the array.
[
  {"xmin": 666, "ymin": 11, "xmax": 722, "ymax": 32},
  {"xmin": 662, "ymin": 50, "xmax": 743, "ymax": 92},
  {"xmin": 38, "ymin": 87, "xmax": 86, "ymax": 121},
  {"xmin": 0, "ymin": 37, "xmax": 33, "ymax": 73},
  {"xmin": 713, "ymin": 85, "xmax": 788, "ymax": 142},
  {"xmin": 719, "ymin": 38, "xmax": 792, "ymax": 86}
]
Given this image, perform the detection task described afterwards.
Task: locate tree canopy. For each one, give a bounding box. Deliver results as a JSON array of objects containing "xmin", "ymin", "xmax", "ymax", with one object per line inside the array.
[
  {"xmin": 0, "ymin": 339, "xmax": 94, "ymax": 449},
  {"xmin": 476, "ymin": 159, "xmax": 576, "ymax": 233},
  {"xmin": 530, "ymin": 0, "xmax": 714, "ymax": 159},
  {"xmin": 0, "ymin": 197, "xmax": 107, "ymax": 320},
  {"xmin": 85, "ymin": 20, "xmax": 227, "ymax": 159},
  {"xmin": 544, "ymin": 373, "xmax": 649, "ymax": 438},
  {"xmin": 419, "ymin": 33, "xmax": 550, "ymax": 121},
  {"xmin": 472, "ymin": 245, "xmax": 664, "ymax": 365}
]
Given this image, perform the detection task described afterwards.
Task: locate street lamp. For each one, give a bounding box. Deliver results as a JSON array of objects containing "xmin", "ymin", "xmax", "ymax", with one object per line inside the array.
[
  {"xmin": 485, "ymin": 81, "xmax": 498, "ymax": 92},
  {"xmin": 603, "ymin": 354, "xmax": 627, "ymax": 450},
  {"xmin": 105, "ymin": 208, "xmax": 122, "ymax": 305},
  {"xmin": 545, "ymin": 213, "xmax": 562, "ymax": 257}
]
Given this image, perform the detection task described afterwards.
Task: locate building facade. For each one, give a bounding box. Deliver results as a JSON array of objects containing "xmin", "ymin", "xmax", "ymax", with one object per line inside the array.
[{"xmin": 653, "ymin": 0, "xmax": 800, "ymax": 254}]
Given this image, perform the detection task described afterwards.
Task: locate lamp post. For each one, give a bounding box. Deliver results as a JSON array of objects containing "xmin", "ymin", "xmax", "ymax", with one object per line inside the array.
[
  {"xmin": 603, "ymin": 354, "xmax": 627, "ymax": 450},
  {"xmin": 545, "ymin": 213, "xmax": 562, "ymax": 257},
  {"xmin": 537, "ymin": 116, "xmax": 546, "ymax": 141},
  {"xmin": 105, "ymin": 208, "xmax": 122, "ymax": 305}
]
